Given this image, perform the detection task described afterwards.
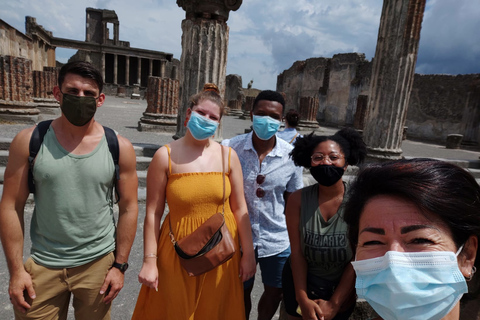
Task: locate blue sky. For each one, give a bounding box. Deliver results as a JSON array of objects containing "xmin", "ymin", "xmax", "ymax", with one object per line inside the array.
[{"xmin": 1, "ymin": 0, "xmax": 479, "ymax": 90}]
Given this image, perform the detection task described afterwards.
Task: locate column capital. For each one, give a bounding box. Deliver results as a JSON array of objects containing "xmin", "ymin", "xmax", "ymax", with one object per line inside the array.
[{"xmin": 177, "ymin": 0, "xmax": 242, "ymax": 21}]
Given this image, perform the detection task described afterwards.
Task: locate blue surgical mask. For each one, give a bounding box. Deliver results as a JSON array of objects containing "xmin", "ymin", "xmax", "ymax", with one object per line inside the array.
[
  {"xmin": 352, "ymin": 248, "xmax": 467, "ymax": 320},
  {"xmin": 252, "ymin": 115, "xmax": 281, "ymax": 140},
  {"xmin": 187, "ymin": 111, "xmax": 219, "ymax": 141}
]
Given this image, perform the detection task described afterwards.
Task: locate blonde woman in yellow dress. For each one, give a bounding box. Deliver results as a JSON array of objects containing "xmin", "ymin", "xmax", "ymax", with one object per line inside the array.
[{"xmin": 132, "ymin": 84, "xmax": 256, "ymax": 320}]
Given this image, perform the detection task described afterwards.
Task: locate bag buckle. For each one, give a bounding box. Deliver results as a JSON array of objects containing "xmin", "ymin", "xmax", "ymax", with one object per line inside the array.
[{"xmin": 169, "ymin": 232, "xmax": 176, "ymax": 245}]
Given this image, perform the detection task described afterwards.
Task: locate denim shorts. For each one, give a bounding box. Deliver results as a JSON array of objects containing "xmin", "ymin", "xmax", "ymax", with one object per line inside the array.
[{"xmin": 244, "ymin": 246, "xmax": 291, "ymax": 289}]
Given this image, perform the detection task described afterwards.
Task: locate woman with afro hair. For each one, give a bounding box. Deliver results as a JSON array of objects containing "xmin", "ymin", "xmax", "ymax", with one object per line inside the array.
[{"xmin": 282, "ymin": 128, "xmax": 366, "ymax": 320}]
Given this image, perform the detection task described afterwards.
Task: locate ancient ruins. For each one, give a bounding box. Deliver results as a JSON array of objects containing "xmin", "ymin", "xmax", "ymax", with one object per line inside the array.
[{"xmin": 1, "ymin": 1, "xmax": 479, "ymax": 147}]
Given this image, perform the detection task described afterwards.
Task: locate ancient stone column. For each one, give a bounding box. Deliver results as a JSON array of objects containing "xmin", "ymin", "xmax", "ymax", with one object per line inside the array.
[
  {"xmin": 125, "ymin": 56, "xmax": 130, "ymax": 85},
  {"xmin": 241, "ymin": 96, "xmax": 255, "ymax": 119},
  {"xmin": 362, "ymin": 0, "xmax": 426, "ymax": 160},
  {"xmin": 138, "ymin": 77, "xmax": 180, "ymax": 132},
  {"xmin": 32, "ymin": 66, "xmax": 60, "ymax": 117},
  {"xmin": 0, "ymin": 55, "xmax": 40, "ymax": 123},
  {"xmin": 175, "ymin": 0, "xmax": 242, "ymax": 139},
  {"xmin": 298, "ymin": 96, "xmax": 319, "ymax": 130},
  {"xmin": 227, "ymin": 100, "xmax": 243, "ymax": 116}
]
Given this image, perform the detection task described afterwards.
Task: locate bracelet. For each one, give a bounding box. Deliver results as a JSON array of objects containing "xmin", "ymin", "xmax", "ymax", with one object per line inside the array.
[{"xmin": 144, "ymin": 253, "xmax": 157, "ymax": 259}]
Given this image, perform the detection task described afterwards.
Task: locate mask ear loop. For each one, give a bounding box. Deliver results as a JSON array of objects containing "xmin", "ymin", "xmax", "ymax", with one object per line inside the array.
[
  {"xmin": 455, "ymin": 244, "xmax": 464, "ymax": 257},
  {"xmin": 456, "ymin": 244, "xmax": 477, "ymax": 281}
]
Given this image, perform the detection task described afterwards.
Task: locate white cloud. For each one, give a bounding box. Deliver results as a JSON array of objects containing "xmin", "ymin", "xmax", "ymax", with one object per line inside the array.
[{"xmin": 1, "ymin": 0, "xmax": 479, "ymax": 89}]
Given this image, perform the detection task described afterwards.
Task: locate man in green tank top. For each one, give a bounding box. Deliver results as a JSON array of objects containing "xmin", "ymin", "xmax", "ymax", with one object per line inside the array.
[{"xmin": 0, "ymin": 61, "xmax": 138, "ymax": 320}]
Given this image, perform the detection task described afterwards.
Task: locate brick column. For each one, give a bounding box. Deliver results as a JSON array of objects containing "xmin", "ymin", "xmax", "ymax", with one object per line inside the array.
[
  {"xmin": 363, "ymin": 0, "xmax": 426, "ymax": 160},
  {"xmin": 0, "ymin": 55, "xmax": 40, "ymax": 123},
  {"xmin": 32, "ymin": 67, "xmax": 60, "ymax": 116},
  {"xmin": 298, "ymin": 96, "xmax": 319, "ymax": 130},
  {"xmin": 138, "ymin": 76, "xmax": 180, "ymax": 132}
]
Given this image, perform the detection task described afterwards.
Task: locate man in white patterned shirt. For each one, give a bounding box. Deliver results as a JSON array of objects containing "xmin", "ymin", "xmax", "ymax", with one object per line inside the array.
[{"xmin": 222, "ymin": 90, "xmax": 303, "ymax": 320}]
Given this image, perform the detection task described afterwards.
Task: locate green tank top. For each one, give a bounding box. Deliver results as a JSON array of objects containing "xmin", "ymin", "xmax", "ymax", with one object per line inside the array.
[
  {"xmin": 31, "ymin": 126, "xmax": 116, "ymax": 268},
  {"xmin": 299, "ymin": 183, "xmax": 353, "ymax": 282}
]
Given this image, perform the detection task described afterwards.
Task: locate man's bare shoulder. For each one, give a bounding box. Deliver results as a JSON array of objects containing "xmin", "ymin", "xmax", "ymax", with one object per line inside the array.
[{"xmin": 10, "ymin": 126, "xmax": 36, "ymax": 152}]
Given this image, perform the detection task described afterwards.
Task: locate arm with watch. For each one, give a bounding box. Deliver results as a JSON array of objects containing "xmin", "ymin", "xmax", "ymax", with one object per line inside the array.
[{"xmin": 99, "ymin": 135, "xmax": 139, "ymax": 304}]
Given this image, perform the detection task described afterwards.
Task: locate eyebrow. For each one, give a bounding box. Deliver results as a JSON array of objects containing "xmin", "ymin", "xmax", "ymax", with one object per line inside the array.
[
  {"xmin": 400, "ymin": 224, "xmax": 437, "ymax": 234},
  {"xmin": 359, "ymin": 227, "xmax": 385, "ymax": 235},
  {"xmin": 359, "ymin": 224, "xmax": 437, "ymax": 235}
]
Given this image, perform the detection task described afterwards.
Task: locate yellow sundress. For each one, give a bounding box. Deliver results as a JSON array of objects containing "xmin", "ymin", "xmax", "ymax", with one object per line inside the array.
[{"xmin": 132, "ymin": 146, "xmax": 245, "ymax": 320}]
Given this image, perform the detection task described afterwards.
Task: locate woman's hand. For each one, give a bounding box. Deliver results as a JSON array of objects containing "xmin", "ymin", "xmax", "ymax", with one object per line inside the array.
[
  {"xmin": 313, "ymin": 299, "xmax": 339, "ymax": 320},
  {"xmin": 239, "ymin": 251, "xmax": 256, "ymax": 282},
  {"xmin": 298, "ymin": 298, "xmax": 323, "ymax": 320},
  {"xmin": 137, "ymin": 259, "xmax": 159, "ymax": 291}
]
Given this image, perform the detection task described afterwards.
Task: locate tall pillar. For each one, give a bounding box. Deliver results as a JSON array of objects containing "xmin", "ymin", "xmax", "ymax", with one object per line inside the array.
[
  {"xmin": 114, "ymin": 22, "xmax": 119, "ymax": 45},
  {"xmin": 125, "ymin": 56, "xmax": 130, "ymax": 85},
  {"xmin": 102, "ymin": 22, "xmax": 107, "ymax": 44},
  {"xmin": 175, "ymin": 0, "xmax": 242, "ymax": 139},
  {"xmin": 363, "ymin": 0, "xmax": 426, "ymax": 160},
  {"xmin": 137, "ymin": 58, "xmax": 141, "ymax": 85},
  {"xmin": 160, "ymin": 59, "xmax": 166, "ymax": 78},
  {"xmin": 149, "ymin": 59, "xmax": 153, "ymax": 77},
  {"xmin": 102, "ymin": 53, "xmax": 106, "ymax": 82},
  {"xmin": 113, "ymin": 54, "xmax": 118, "ymax": 85}
]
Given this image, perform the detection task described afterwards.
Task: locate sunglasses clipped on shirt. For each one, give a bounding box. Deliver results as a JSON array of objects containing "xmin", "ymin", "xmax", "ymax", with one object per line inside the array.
[{"xmin": 256, "ymin": 174, "xmax": 265, "ymax": 198}]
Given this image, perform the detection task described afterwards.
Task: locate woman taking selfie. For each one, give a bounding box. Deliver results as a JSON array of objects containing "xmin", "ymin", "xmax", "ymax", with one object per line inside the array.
[{"xmin": 345, "ymin": 158, "xmax": 480, "ymax": 320}]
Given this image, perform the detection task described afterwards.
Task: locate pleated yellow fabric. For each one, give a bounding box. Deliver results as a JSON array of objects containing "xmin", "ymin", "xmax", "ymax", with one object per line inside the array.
[{"xmin": 132, "ymin": 170, "xmax": 245, "ymax": 320}]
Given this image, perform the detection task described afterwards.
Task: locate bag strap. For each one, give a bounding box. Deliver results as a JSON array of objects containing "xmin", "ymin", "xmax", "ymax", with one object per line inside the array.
[
  {"xmin": 28, "ymin": 120, "xmax": 53, "ymax": 193},
  {"xmin": 169, "ymin": 145, "xmax": 226, "ymax": 245},
  {"xmin": 289, "ymin": 132, "xmax": 299, "ymax": 144},
  {"xmin": 28, "ymin": 121, "xmax": 120, "ymax": 199},
  {"xmin": 103, "ymin": 126, "xmax": 120, "ymax": 203}
]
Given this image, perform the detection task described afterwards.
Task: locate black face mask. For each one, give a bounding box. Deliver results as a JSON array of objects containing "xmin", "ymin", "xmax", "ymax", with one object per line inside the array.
[
  {"xmin": 310, "ymin": 165, "xmax": 345, "ymax": 187},
  {"xmin": 60, "ymin": 93, "xmax": 98, "ymax": 126}
]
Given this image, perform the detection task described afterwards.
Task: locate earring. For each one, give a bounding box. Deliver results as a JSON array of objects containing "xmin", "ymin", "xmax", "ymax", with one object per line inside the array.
[{"xmin": 466, "ymin": 266, "xmax": 477, "ymax": 282}]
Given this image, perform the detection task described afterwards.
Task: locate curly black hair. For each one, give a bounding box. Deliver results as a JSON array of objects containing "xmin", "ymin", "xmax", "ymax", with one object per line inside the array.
[{"xmin": 290, "ymin": 127, "xmax": 366, "ymax": 168}]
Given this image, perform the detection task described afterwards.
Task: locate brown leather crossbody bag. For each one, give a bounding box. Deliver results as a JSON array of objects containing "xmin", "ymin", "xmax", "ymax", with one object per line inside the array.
[{"xmin": 168, "ymin": 146, "xmax": 236, "ymax": 276}]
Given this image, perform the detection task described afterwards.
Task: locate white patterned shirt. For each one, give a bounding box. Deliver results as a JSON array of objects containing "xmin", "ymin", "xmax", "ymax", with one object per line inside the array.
[{"xmin": 222, "ymin": 132, "xmax": 304, "ymax": 257}]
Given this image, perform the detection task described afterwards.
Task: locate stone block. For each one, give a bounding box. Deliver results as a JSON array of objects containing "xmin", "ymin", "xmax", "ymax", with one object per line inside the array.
[{"xmin": 446, "ymin": 134, "xmax": 463, "ymax": 149}]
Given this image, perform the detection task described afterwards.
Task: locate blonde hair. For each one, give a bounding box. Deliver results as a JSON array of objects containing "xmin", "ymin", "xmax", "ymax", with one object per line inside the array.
[{"xmin": 188, "ymin": 83, "xmax": 225, "ymax": 118}]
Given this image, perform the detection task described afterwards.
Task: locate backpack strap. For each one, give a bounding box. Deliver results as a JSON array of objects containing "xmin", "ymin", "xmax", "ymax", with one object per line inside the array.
[
  {"xmin": 28, "ymin": 122, "xmax": 121, "ymax": 201},
  {"xmin": 103, "ymin": 126, "xmax": 120, "ymax": 203},
  {"xmin": 28, "ymin": 120, "xmax": 53, "ymax": 193}
]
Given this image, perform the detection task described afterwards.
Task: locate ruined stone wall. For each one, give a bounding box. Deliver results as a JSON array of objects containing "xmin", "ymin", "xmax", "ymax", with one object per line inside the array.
[
  {"xmin": 0, "ymin": 55, "xmax": 33, "ymax": 102},
  {"xmin": 406, "ymin": 74, "xmax": 480, "ymax": 144},
  {"xmin": 277, "ymin": 57, "xmax": 329, "ymax": 113},
  {"xmin": 277, "ymin": 54, "xmax": 371, "ymax": 125},
  {"xmin": 324, "ymin": 53, "xmax": 369, "ymax": 126},
  {"xmin": 0, "ymin": 21, "xmax": 33, "ymax": 61},
  {"xmin": 0, "ymin": 19, "xmax": 55, "ymax": 72}
]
